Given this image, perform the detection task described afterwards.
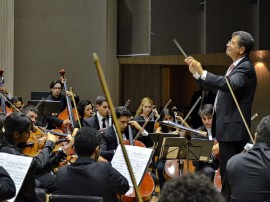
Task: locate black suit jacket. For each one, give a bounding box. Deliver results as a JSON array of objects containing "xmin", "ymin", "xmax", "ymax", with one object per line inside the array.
[
  {"xmin": 55, "ymin": 157, "xmax": 129, "ymax": 202},
  {"xmin": 198, "ymin": 56, "xmax": 257, "ymax": 142},
  {"xmin": 0, "ymin": 166, "xmax": 16, "ymax": 201},
  {"xmin": 100, "ymin": 126, "xmax": 118, "ymax": 161},
  {"xmin": 227, "ymin": 142, "xmax": 270, "ymax": 201},
  {"xmin": 88, "ymin": 114, "xmax": 110, "ymax": 131}
]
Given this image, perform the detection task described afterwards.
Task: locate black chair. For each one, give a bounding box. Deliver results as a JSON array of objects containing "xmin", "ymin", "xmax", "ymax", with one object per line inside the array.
[{"xmin": 49, "ymin": 195, "xmax": 104, "ymax": 202}]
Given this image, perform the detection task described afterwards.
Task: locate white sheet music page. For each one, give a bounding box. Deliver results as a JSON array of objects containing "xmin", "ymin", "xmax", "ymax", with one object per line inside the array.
[
  {"xmin": 111, "ymin": 145, "xmax": 153, "ymax": 187},
  {"xmin": 0, "ymin": 153, "xmax": 33, "ymax": 202}
]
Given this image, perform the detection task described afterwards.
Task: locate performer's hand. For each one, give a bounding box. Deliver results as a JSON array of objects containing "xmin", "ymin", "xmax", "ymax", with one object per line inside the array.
[
  {"xmin": 62, "ymin": 119, "xmax": 71, "ymax": 125},
  {"xmin": 184, "ymin": 56, "xmax": 203, "ymax": 75},
  {"xmin": 62, "ymin": 135, "xmax": 74, "ymax": 154},
  {"xmin": 66, "ymin": 91, "xmax": 75, "ymax": 97},
  {"xmin": 129, "ymin": 120, "xmax": 142, "ymax": 131}
]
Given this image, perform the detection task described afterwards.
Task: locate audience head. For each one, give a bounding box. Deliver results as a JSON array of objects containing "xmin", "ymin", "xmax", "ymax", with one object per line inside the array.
[
  {"xmin": 158, "ymin": 173, "xmax": 224, "ymax": 202},
  {"xmin": 255, "ymin": 115, "xmax": 270, "ymax": 146},
  {"xmin": 74, "ymin": 127, "xmax": 101, "ymax": 159}
]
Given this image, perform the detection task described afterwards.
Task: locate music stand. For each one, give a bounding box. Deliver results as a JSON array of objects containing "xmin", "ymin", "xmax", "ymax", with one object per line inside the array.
[
  {"xmin": 27, "ymin": 100, "xmax": 61, "ymax": 116},
  {"xmin": 159, "ymin": 137, "xmax": 214, "ymax": 175}
]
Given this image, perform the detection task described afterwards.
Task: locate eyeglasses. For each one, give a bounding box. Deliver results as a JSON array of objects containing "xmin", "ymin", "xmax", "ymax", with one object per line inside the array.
[{"xmin": 52, "ymin": 87, "xmax": 62, "ymax": 90}]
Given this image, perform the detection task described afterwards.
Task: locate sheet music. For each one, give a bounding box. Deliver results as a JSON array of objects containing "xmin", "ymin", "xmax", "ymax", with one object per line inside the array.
[
  {"xmin": 111, "ymin": 145, "xmax": 153, "ymax": 187},
  {"xmin": 0, "ymin": 153, "xmax": 33, "ymax": 202}
]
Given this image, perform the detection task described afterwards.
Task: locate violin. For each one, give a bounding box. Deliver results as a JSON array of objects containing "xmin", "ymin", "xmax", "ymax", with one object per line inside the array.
[{"xmin": 22, "ymin": 126, "xmax": 69, "ymax": 157}]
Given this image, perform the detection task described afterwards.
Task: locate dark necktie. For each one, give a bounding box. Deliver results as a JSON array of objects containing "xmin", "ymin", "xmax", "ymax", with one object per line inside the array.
[{"xmin": 102, "ymin": 118, "xmax": 106, "ymax": 128}]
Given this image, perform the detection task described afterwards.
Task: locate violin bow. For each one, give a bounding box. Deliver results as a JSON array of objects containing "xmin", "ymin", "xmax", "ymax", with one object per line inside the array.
[
  {"xmin": 124, "ymin": 99, "xmax": 131, "ymax": 108},
  {"xmin": 155, "ymin": 99, "xmax": 172, "ymax": 122},
  {"xmin": 181, "ymin": 96, "xmax": 202, "ymax": 126},
  {"xmin": 93, "ymin": 53, "xmax": 143, "ymax": 202},
  {"xmin": 225, "ymin": 77, "xmax": 255, "ymax": 144},
  {"xmin": 70, "ymin": 87, "xmax": 81, "ymax": 128}
]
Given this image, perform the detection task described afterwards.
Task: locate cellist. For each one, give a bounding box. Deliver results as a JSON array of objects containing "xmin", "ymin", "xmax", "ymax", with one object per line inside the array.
[
  {"xmin": 44, "ymin": 80, "xmax": 79, "ymax": 130},
  {"xmin": 100, "ymin": 106, "xmax": 148, "ymax": 162}
]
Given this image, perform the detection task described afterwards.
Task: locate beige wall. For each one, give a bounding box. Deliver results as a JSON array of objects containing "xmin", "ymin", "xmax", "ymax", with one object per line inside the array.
[{"xmin": 14, "ymin": 0, "xmax": 119, "ymax": 105}]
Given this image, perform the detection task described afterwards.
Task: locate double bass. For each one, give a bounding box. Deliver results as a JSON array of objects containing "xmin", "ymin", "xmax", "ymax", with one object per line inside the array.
[{"xmin": 57, "ymin": 69, "xmax": 78, "ymax": 132}]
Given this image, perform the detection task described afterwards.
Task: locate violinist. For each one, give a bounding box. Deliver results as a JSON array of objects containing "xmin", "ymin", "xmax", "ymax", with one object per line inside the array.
[
  {"xmin": 20, "ymin": 105, "xmax": 74, "ymax": 195},
  {"xmin": 100, "ymin": 106, "xmax": 146, "ymax": 161},
  {"xmin": 55, "ymin": 127, "xmax": 129, "ymax": 202},
  {"xmin": 0, "ymin": 112, "xmax": 58, "ymax": 202},
  {"xmin": 10, "ymin": 96, "xmax": 24, "ymax": 112},
  {"xmin": 192, "ymin": 104, "xmax": 219, "ymax": 181},
  {"xmin": 88, "ymin": 96, "xmax": 110, "ymax": 130},
  {"xmin": 45, "ymin": 80, "xmax": 79, "ymax": 130},
  {"xmin": 155, "ymin": 108, "xmax": 178, "ymax": 189},
  {"xmin": 134, "ymin": 97, "xmax": 158, "ymax": 147},
  {"xmin": 74, "ymin": 99, "xmax": 94, "ymax": 128}
]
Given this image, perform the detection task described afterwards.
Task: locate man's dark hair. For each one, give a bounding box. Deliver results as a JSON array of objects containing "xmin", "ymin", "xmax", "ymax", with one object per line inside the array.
[
  {"xmin": 95, "ymin": 95, "xmax": 107, "ymax": 105},
  {"xmin": 115, "ymin": 106, "xmax": 131, "ymax": 119},
  {"xmin": 158, "ymin": 173, "xmax": 224, "ymax": 202},
  {"xmin": 74, "ymin": 127, "xmax": 101, "ymax": 157},
  {"xmin": 199, "ymin": 104, "xmax": 213, "ymax": 117},
  {"xmin": 255, "ymin": 116, "xmax": 270, "ymax": 146},
  {"xmin": 232, "ymin": 31, "xmax": 254, "ymax": 55},
  {"xmin": 21, "ymin": 105, "xmax": 39, "ymax": 115},
  {"xmin": 11, "ymin": 96, "xmax": 23, "ymax": 104},
  {"xmin": 49, "ymin": 80, "xmax": 63, "ymax": 89},
  {"xmin": 4, "ymin": 112, "xmax": 32, "ymax": 139},
  {"xmin": 77, "ymin": 100, "xmax": 93, "ymax": 118}
]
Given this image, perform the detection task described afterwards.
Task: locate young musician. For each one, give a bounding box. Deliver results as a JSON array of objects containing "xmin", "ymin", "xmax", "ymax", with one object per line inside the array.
[
  {"xmin": 74, "ymin": 99, "xmax": 93, "ymax": 128},
  {"xmin": 0, "ymin": 112, "xmax": 58, "ymax": 201},
  {"xmin": 55, "ymin": 127, "xmax": 129, "ymax": 202}
]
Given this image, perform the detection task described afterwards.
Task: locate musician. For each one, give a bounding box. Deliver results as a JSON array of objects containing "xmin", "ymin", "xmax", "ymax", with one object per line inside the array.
[
  {"xmin": 45, "ymin": 80, "xmax": 79, "ymax": 129},
  {"xmin": 134, "ymin": 97, "xmax": 158, "ymax": 147},
  {"xmin": 100, "ymin": 106, "xmax": 147, "ymax": 161},
  {"xmin": 21, "ymin": 104, "xmax": 74, "ymax": 194},
  {"xmin": 88, "ymin": 96, "xmax": 110, "ymax": 130},
  {"xmin": 55, "ymin": 127, "xmax": 129, "ymax": 202},
  {"xmin": 192, "ymin": 104, "xmax": 219, "ymax": 181},
  {"xmin": 226, "ymin": 116, "xmax": 270, "ymax": 201},
  {"xmin": 10, "ymin": 96, "xmax": 24, "ymax": 112},
  {"xmin": 74, "ymin": 99, "xmax": 94, "ymax": 128},
  {"xmin": 0, "ymin": 166, "xmax": 16, "ymax": 201},
  {"xmin": 155, "ymin": 108, "xmax": 178, "ymax": 189},
  {"xmin": 21, "ymin": 104, "xmax": 44, "ymax": 127},
  {"xmin": 185, "ymin": 31, "xmax": 256, "ymax": 200},
  {"xmin": 0, "ymin": 112, "xmax": 58, "ymax": 202}
]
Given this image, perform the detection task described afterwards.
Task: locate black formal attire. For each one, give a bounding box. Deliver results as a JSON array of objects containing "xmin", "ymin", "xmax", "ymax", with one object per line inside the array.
[
  {"xmin": 55, "ymin": 157, "xmax": 129, "ymax": 202},
  {"xmin": 0, "ymin": 136, "xmax": 55, "ymax": 202},
  {"xmin": 44, "ymin": 94, "xmax": 79, "ymax": 129},
  {"xmin": 88, "ymin": 113, "xmax": 110, "ymax": 131},
  {"xmin": 227, "ymin": 142, "xmax": 270, "ymax": 202},
  {"xmin": 0, "ymin": 166, "xmax": 16, "ymax": 201},
  {"xmin": 196, "ymin": 56, "xmax": 257, "ymax": 200},
  {"xmin": 100, "ymin": 126, "xmax": 119, "ymax": 161},
  {"xmin": 192, "ymin": 125, "xmax": 219, "ymax": 181},
  {"xmin": 74, "ymin": 118, "xmax": 92, "ymax": 128}
]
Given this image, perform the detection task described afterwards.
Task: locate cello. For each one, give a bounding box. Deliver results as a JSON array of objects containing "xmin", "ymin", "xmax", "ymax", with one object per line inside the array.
[
  {"xmin": 121, "ymin": 125, "xmax": 155, "ymax": 202},
  {"xmin": 58, "ymin": 69, "xmax": 78, "ymax": 132}
]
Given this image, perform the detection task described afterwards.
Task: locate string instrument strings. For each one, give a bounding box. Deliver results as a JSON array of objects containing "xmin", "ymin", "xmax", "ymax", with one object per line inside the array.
[
  {"xmin": 93, "ymin": 53, "xmax": 143, "ymax": 202},
  {"xmin": 225, "ymin": 77, "xmax": 255, "ymax": 144}
]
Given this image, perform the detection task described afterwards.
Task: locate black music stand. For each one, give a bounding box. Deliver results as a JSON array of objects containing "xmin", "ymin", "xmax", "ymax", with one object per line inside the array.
[
  {"xmin": 27, "ymin": 100, "xmax": 61, "ymax": 116},
  {"xmin": 159, "ymin": 136, "xmax": 214, "ymax": 175}
]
